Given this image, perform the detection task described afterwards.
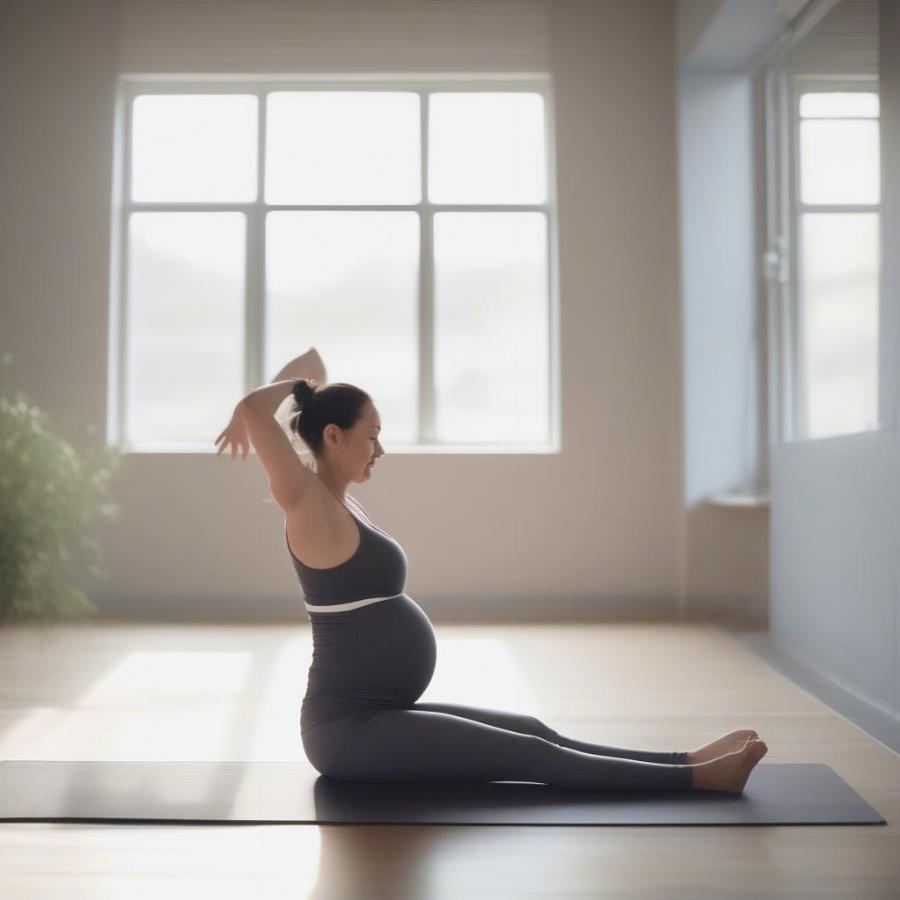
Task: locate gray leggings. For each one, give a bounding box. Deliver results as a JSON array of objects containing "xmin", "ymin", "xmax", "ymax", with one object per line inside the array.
[{"xmin": 303, "ymin": 700, "xmax": 695, "ymax": 792}]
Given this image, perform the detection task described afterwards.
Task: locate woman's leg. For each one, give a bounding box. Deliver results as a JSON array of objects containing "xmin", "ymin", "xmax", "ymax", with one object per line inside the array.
[
  {"xmin": 324, "ymin": 706, "xmax": 695, "ymax": 792},
  {"xmin": 412, "ymin": 701, "xmax": 690, "ymax": 765}
]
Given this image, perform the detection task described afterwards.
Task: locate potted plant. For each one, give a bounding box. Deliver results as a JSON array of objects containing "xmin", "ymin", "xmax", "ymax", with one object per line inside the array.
[{"xmin": 0, "ymin": 352, "xmax": 123, "ymax": 631}]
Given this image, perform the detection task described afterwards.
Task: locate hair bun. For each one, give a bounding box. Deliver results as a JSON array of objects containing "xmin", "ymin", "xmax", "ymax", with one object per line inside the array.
[{"xmin": 292, "ymin": 379, "xmax": 317, "ymax": 407}]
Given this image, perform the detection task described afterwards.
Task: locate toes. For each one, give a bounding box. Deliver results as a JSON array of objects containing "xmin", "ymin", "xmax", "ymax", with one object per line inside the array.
[{"xmin": 746, "ymin": 739, "xmax": 768, "ymax": 758}]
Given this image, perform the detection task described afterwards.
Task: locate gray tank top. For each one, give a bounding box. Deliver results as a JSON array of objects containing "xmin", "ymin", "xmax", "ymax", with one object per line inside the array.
[{"xmin": 285, "ymin": 497, "xmax": 408, "ymax": 607}]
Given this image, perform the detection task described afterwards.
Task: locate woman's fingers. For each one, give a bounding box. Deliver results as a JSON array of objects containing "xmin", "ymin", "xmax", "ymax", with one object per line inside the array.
[{"xmin": 214, "ymin": 422, "xmax": 251, "ymax": 459}]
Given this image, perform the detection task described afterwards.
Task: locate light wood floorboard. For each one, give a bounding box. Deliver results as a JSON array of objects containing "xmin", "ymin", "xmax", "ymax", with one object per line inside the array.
[{"xmin": 1, "ymin": 619, "xmax": 898, "ymax": 899}]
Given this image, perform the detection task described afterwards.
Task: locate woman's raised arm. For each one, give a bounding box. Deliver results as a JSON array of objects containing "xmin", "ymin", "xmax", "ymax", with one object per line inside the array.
[
  {"xmin": 215, "ymin": 378, "xmax": 319, "ymax": 513},
  {"xmin": 271, "ymin": 347, "xmax": 327, "ymax": 385}
]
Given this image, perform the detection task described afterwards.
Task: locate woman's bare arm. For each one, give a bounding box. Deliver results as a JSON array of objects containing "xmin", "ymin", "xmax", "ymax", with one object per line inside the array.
[
  {"xmin": 243, "ymin": 379, "xmax": 304, "ymax": 417},
  {"xmin": 271, "ymin": 347, "xmax": 327, "ymax": 385},
  {"xmin": 216, "ymin": 346, "xmax": 327, "ymax": 511},
  {"xmin": 242, "ymin": 380, "xmax": 315, "ymax": 511},
  {"xmin": 214, "ymin": 378, "xmax": 318, "ymax": 512}
]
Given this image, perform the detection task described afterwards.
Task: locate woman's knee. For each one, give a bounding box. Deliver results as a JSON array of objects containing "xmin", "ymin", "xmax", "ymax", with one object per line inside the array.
[
  {"xmin": 302, "ymin": 725, "xmax": 355, "ymax": 777},
  {"xmin": 527, "ymin": 714, "xmax": 559, "ymax": 743}
]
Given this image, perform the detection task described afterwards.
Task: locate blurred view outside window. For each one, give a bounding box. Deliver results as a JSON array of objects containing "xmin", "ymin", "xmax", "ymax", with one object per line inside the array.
[
  {"xmin": 796, "ymin": 88, "xmax": 880, "ymax": 439},
  {"xmin": 119, "ymin": 85, "xmax": 553, "ymax": 450}
]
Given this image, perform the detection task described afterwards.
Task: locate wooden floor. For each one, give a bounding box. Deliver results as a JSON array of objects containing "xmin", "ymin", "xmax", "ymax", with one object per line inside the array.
[{"xmin": 1, "ymin": 619, "xmax": 898, "ymax": 899}]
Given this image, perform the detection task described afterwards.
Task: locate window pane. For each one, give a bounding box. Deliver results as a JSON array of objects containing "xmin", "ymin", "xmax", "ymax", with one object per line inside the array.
[
  {"xmin": 131, "ymin": 95, "xmax": 257, "ymax": 202},
  {"xmin": 800, "ymin": 213, "xmax": 879, "ymax": 439},
  {"xmin": 799, "ymin": 92, "xmax": 879, "ymax": 118},
  {"xmin": 429, "ymin": 93, "xmax": 546, "ymax": 204},
  {"xmin": 266, "ymin": 212, "xmax": 419, "ymax": 442},
  {"xmin": 127, "ymin": 213, "xmax": 245, "ymax": 445},
  {"xmin": 434, "ymin": 213, "xmax": 548, "ymax": 442},
  {"xmin": 265, "ymin": 93, "xmax": 420, "ymax": 204},
  {"xmin": 800, "ymin": 119, "xmax": 880, "ymax": 204}
]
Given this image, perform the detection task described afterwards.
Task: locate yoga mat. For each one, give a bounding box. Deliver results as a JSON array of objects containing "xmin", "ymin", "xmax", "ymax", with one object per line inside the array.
[{"xmin": 0, "ymin": 760, "xmax": 885, "ymax": 826}]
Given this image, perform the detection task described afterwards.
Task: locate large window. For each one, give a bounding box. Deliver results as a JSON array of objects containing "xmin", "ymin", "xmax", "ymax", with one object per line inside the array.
[
  {"xmin": 762, "ymin": 71, "xmax": 882, "ymax": 447},
  {"xmin": 791, "ymin": 79, "xmax": 881, "ymax": 440},
  {"xmin": 110, "ymin": 78, "xmax": 557, "ymax": 452}
]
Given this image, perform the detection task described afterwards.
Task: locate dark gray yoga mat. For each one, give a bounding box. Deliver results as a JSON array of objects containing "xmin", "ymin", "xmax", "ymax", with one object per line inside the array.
[{"xmin": 0, "ymin": 760, "xmax": 885, "ymax": 826}]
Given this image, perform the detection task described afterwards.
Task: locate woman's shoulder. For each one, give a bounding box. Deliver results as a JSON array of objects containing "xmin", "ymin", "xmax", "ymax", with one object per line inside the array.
[
  {"xmin": 285, "ymin": 481, "xmax": 360, "ymax": 568},
  {"xmin": 284, "ymin": 477, "xmax": 343, "ymax": 542}
]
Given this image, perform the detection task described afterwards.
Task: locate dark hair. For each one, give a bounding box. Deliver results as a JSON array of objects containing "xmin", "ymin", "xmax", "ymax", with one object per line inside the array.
[{"xmin": 289, "ymin": 380, "xmax": 372, "ymax": 458}]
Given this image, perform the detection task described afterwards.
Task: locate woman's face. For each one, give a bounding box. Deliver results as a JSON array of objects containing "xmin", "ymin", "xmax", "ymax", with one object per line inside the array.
[
  {"xmin": 334, "ymin": 401, "xmax": 383, "ymax": 481},
  {"xmin": 357, "ymin": 403, "xmax": 384, "ymax": 479}
]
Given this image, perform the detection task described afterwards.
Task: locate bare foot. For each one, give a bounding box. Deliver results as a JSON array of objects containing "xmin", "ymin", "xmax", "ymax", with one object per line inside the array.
[
  {"xmin": 691, "ymin": 739, "xmax": 768, "ymax": 794},
  {"xmin": 686, "ymin": 729, "xmax": 759, "ymax": 764}
]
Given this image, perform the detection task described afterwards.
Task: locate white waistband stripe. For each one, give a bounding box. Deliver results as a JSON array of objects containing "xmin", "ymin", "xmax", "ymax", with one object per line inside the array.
[{"xmin": 304, "ymin": 593, "xmax": 404, "ymax": 613}]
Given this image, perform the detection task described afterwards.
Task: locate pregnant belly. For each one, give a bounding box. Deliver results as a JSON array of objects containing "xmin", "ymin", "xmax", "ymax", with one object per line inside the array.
[
  {"xmin": 302, "ymin": 593, "xmax": 437, "ymax": 726},
  {"xmin": 359, "ymin": 593, "xmax": 437, "ymax": 703}
]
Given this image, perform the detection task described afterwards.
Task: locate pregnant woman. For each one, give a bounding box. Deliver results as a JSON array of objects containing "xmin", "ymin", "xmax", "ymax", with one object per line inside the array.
[{"xmin": 215, "ymin": 348, "xmax": 768, "ymax": 794}]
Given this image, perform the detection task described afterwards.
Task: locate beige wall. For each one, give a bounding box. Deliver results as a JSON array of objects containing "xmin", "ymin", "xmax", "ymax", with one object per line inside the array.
[{"xmin": 0, "ymin": 0, "xmax": 764, "ymax": 622}]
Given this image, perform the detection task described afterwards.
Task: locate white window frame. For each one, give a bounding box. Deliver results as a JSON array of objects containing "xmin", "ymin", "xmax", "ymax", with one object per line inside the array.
[
  {"xmin": 789, "ymin": 73, "xmax": 882, "ymax": 441},
  {"xmin": 761, "ymin": 65, "xmax": 882, "ymax": 450},
  {"xmin": 107, "ymin": 74, "xmax": 560, "ymax": 454}
]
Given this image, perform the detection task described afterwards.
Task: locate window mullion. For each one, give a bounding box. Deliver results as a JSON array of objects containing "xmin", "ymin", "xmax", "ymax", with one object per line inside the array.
[
  {"xmin": 117, "ymin": 87, "xmax": 135, "ymax": 448},
  {"xmin": 788, "ymin": 70, "xmax": 804, "ymax": 442},
  {"xmin": 246, "ymin": 89, "xmax": 267, "ymax": 392},
  {"xmin": 419, "ymin": 91, "xmax": 435, "ymax": 444},
  {"xmin": 769, "ymin": 61, "xmax": 796, "ymax": 448},
  {"xmin": 760, "ymin": 67, "xmax": 781, "ymax": 480},
  {"xmin": 799, "ymin": 203, "xmax": 880, "ymax": 213}
]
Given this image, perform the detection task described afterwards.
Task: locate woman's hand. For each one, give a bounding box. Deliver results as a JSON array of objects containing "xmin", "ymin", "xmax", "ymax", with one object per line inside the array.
[{"xmin": 214, "ymin": 402, "xmax": 251, "ymax": 461}]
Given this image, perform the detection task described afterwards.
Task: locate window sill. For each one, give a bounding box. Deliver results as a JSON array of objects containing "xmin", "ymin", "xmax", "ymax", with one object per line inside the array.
[{"xmin": 705, "ymin": 492, "xmax": 770, "ymax": 509}]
